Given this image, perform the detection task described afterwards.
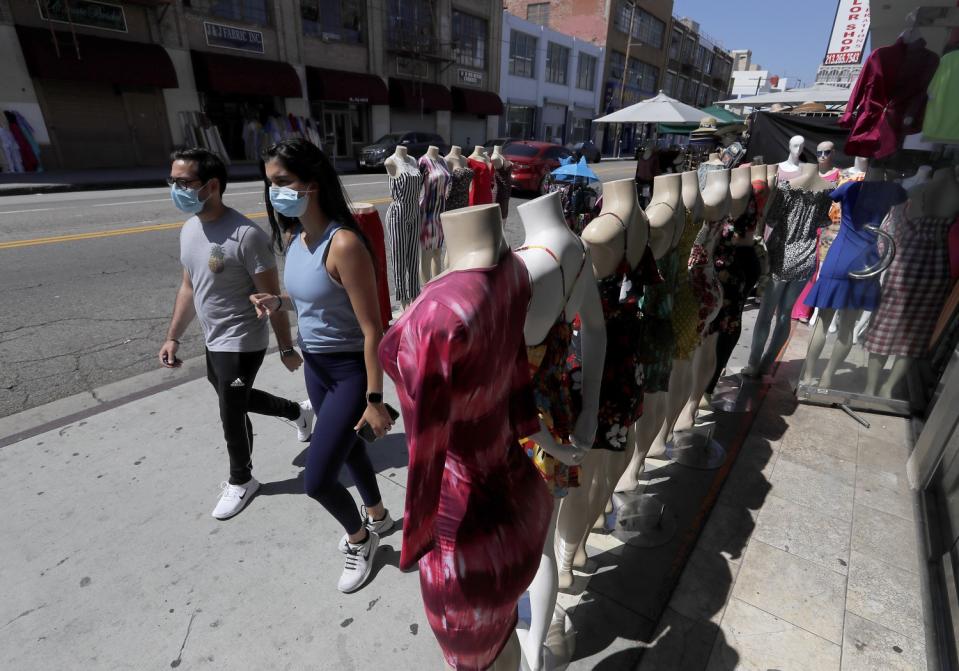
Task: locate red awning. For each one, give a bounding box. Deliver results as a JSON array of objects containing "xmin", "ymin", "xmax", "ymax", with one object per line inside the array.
[
  {"xmin": 306, "ymin": 67, "xmax": 388, "ymax": 105},
  {"xmin": 451, "ymin": 86, "xmax": 504, "ymax": 116},
  {"xmin": 388, "ymin": 78, "xmax": 452, "ymax": 112},
  {"xmin": 15, "ymin": 26, "xmax": 177, "ymax": 88},
  {"xmin": 191, "ymin": 50, "xmax": 301, "ymax": 98}
]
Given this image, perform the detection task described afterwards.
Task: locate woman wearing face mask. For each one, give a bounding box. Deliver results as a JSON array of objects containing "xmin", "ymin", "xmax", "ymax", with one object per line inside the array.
[{"xmin": 250, "ymin": 138, "xmax": 394, "ymax": 594}]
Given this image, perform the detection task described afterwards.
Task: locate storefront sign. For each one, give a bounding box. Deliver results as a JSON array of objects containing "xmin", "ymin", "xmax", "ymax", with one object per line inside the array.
[
  {"xmin": 823, "ymin": 0, "xmax": 870, "ymax": 65},
  {"xmin": 204, "ymin": 21, "xmax": 265, "ymax": 54},
  {"xmin": 458, "ymin": 69, "xmax": 483, "ymax": 86},
  {"xmin": 38, "ymin": 0, "xmax": 127, "ymax": 33}
]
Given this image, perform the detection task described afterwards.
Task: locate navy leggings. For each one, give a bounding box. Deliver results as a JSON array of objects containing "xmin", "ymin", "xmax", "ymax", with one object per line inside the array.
[{"xmin": 302, "ymin": 351, "xmax": 382, "ymax": 535}]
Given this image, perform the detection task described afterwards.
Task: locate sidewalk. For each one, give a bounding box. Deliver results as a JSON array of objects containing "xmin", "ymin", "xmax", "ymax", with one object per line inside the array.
[{"xmin": 0, "ymin": 309, "xmax": 927, "ymax": 670}]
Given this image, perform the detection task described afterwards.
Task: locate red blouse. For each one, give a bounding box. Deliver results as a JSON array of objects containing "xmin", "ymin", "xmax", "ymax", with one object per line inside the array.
[{"xmin": 467, "ymin": 157, "xmax": 494, "ymax": 206}]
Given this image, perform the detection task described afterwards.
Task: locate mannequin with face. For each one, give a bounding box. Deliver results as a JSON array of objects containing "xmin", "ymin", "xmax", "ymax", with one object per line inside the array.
[
  {"xmin": 777, "ymin": 135, "xmax": 804, "ymax": 181},
  {"xmin": 515, "ymin": 192, "xmax": 605, "ymax": 671},
  {"xmin": 817, "ymin": 141, "xmax": 840, "ymax": 182}
]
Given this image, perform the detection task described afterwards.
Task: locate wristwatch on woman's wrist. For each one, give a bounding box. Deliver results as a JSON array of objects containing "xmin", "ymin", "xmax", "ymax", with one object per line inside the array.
[
  {"xmin": 366, "ymin": 392, "xmax": 383, "ymax": 404},
  {"xmin": 279, "ymin": 347, "xmax": 296, "ymax": 358}
]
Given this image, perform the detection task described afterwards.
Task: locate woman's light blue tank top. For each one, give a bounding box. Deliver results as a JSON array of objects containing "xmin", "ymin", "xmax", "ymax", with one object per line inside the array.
[{"xmin": 284, "ymin": 224, "xmax": 365, "ymax": 353}]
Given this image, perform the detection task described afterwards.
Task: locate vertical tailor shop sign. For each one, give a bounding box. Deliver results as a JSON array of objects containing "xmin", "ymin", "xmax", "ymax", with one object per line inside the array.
[
  {"xmin": 823, "ymin": 0, "xmax": 870, "ymax": 65},
  {"xmin": 204, "ymin": 22, "xmax": 265, "ymax": 54}
]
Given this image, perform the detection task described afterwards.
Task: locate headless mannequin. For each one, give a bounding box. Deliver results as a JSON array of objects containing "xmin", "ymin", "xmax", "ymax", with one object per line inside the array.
[
  {"xmin": 846, "ymin": 156, "xmax": 868, "ymax": 177},
  {"xmin": 555, "ymin": 179, "xmax": 649, "ymax": 590},
  {"xmin": 802, "ymin": 164, "xmax": 887, "ymax": 387},
  {"xmin": 745, "ymin": 163, "xmax": 833, "ymax": 375},
  {"xmin": 616, "ymin": 173, "xmax": 682, "ymax": 493},
  {"xmin": 420, "ymin": 146, "xmax": 448, "ymax": 284},
  {"xmin": 766, "ymin": 163, "xmax": 778, "ymax": 186},
  {"xmin": 648, "ymin": 170, "xmax": 703, "ymax": 460},
  {"xmin": 778, "ymin": 135, "xmax": 804, "ymax": 179},
  {"xmin": 469, "ymin": 145, "xmax": 490, "ymax": 164},
  {"xmin": 903, "ymin": 165, "xmax": 933, "ymax": 191},
  {"xmin": 428, "ymin": 203, "xmax": 522, "ymax": 671},
  {"xmin": 492, "ymin": 145, "xmax": 512, "ymax": 170},
  {"xmin": 865, "ymin": 167, "xmax": 959, "ymax": 397},
  {"xmin": 516, "ymin": 192, "xmax": 605, "ymax": 671},
  {"xmin": 675, "ymin": 169, "xmax": 731, "ymax": 431},
  {"xmin": 445, "ymin": 145, "xmax": 467, "ymax": 170},
  {"xmin": 384, "ymin": 144, "xmax": 416, "ymax": 178},
  {"xmin": 751, "ymin": 164, "xmax": 767, "ymax": 186}
]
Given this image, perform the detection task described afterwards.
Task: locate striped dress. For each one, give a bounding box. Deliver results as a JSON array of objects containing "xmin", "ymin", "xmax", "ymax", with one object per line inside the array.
[
  {"xmin": 418, "ymin": 155, "xmax": 450, "ymax": 250},
  {"xmin": 385, "ymin": 163, "xmax": 423, "ymax": 304}
]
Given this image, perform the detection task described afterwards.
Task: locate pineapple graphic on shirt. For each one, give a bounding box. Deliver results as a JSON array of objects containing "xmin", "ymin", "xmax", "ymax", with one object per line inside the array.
[{"xmin": 208, "ymin": 244, "xmax": 225, "ymax": 274}]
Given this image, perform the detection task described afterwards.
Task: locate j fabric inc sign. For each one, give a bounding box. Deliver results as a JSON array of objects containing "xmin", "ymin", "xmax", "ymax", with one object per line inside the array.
[
  {"xmin": 823, "ymin": 0, "xmax": 870, "ymax": 66},
  {"xmin": 204, "ymin": 21, "xmax": 265, "ymax": 54}
]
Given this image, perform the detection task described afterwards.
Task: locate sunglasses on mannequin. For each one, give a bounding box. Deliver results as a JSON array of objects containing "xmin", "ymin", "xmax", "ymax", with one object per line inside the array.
[{"xmin": 816, "ymin": 150, "xmax": 833, "ymax": 157}]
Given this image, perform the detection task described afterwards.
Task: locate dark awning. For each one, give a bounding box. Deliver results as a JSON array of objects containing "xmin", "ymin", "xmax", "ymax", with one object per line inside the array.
[
  {"xmin": 306, "ymin": 67, "xmax": 388, "ymax": 105},
  {"xmin": 388, "ymin": 78, "xmax": 452, "ymax": 112},
  {"xmin": 15, "ymin": 26, "xmax": 177, "ymax": 88},
  {"xmin": 451, "ymin": 86, "xmax": 504, "ymax": 116},
  {"xmin": 191, "ymin": 50, "xmax": 301, "ymax": 98}
]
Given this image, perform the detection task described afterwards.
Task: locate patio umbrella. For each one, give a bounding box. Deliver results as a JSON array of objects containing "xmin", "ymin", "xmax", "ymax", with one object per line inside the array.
[
  {"xmin": 593, "ymin": 91, "xmax": 706, "ymax": 124},
  {"xmin": 552, "ymin": 156, "xmax": 599, "ymax": 183}
]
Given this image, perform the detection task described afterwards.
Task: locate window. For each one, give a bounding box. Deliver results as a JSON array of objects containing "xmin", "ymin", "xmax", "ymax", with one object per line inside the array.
[
  {"xmin": 703, "ymin": 49, "xmax": 714, "ymax": 75},
  {"xmin": 697, "ymin": 84, "xmax": 708, "ymax": 106},
  {"xmin": 386, "ymin": 0, "xmax": 434, "ymax": 52},
  {"xmin": 680, "ymin": 36, "xmax": 694, "ymax": 63},
  {"xmin": 191, "ymin": 0, "xmax": 270, "ymax": 25},
  {"xmin": 526, "ymin": 2, "xmax": 550, "ymax": 26},
  {"xmin": 576, "ymin": 52, "xmax": 596, "ymax": 90},
  {"xmin": 505, "ymin": 109, "xmax": 535, "ymax": 139},
  {"xmin": 452, "ymin": 11, "xmax": 487, "ymax": 69},
  {"xmin": 694, "ymin": 44, "xmax": 706, "ymax": 70},
  {"xmin": 669, "ymin": 29, "xmax": 681, "ymax": 61},
  {"xmin": 664, "ymin": 71, "xmax": 676, "ymax": 96},
  {"xmin": 301, "ymin": 0, "xmax": 363, "ymax": 42},
  {"xmin": 609, "ymin": 51, "xmax": 625, "ymax": 81},
  {"xmin": 545, "ymin": 42, "xmax": 569, "ymax": 85},
  {"xmin": 509, "ymin": 31, "xmax": 537, "ymax": 78},
  {"xmin": 612, "ymin": 2, "xmax": 665, "ymax": 49}
]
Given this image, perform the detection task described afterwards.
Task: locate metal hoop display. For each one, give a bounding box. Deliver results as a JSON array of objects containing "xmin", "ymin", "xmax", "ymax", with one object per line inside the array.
[{"xmin": 848, "ymin": 225, "xmax": 896, "ymax": 279}]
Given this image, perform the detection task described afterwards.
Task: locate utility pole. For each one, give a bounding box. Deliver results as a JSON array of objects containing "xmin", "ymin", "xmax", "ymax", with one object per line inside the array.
[{"xmin": 614, "ymin": 1, "xmax": 635, "ymax": 158}]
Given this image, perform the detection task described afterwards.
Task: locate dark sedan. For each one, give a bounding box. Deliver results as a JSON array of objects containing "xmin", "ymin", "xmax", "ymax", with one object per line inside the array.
[
  {"xmin": 502, "ymin": 141, "xmax": 573, "ymax": 194},
  {"xmin": 357, "ymin": 131, "xmax": 448, "ymax": 170}
]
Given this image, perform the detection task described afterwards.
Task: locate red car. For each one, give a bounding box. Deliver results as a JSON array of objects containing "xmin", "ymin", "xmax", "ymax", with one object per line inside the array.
[{"xmin": 503, "ymin": 141, "xmax": 573, "ymax": 195}]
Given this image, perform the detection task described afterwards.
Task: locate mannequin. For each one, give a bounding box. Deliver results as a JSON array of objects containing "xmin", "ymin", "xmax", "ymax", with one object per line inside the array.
[
  {"xmin": 445, "ymin": 145, "xmax": 467, "ymax": 170},
  {"xmin": 444, "ymin": 146, "xmax": 473, "ymax": 213},
  {"xmin": 744, "ymin": 164, "xmax": 833, "ymax": 376},
  {"xmin": 418, "ymin": 145, "xmax": 450, "ymax": 284},
  {"xmin": 816, "ymin": 141, "xmax": 841, "ymax": 183},
  {"xmin": 864, "ymin": 167, "xmax": 959, "ymax": 397},
  {"xmin": 555, "ymin": 178, "xmax": 650, "ymax": 590},
  {"xmin": 766, "ymin": 163, "xmax": 778, "ymax": 186},
  {"xmin": 468, "ymin": 145, "xmax": 494, "ymax": 206},
  {"xmin": 491, "ymin": 145, "xmax": 512, "ymax": 220},
  {"xmin": 617, "ymin": 173, "xmax": 682, "ymax": 492},
  {"xmin": 903, "ymin": 165, "xmax": 933, "ymax": 191},
  {"xmin": 847, "ymin": 156, "xmax": 868, "ymax": 176},
  {"xmin": 515, "ymin": 192, "xmax": 605, "ymax": 671},
  {"xmin": 384, "ymin": 145, "xmax": 423, "ymax": 309},
  {"xmin": 801, "ymin": 166, "xmax": 906, "ymax": 387},
  {"xmin": 647, "ymin": 169, "xmax": 703, "ymax": 461},
  {"xmin": 777, "ymin": 135, "xmax": 804, "ymax": 181},
  {"xmin": 380, "ymin": 203, "xmax": 554, "ymax": 671},
  {"xmin": 675, "ymin": 168, "xmax": 730, "ymax": 431}
]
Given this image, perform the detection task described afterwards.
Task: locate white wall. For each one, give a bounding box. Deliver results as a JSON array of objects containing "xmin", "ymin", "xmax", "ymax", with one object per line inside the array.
[{"xmin": 161, "ymin": 47, "xmax": 202, "ymax": 146}]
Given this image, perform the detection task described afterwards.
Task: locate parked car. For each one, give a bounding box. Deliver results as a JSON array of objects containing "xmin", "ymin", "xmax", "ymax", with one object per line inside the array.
[
  {"xmin": 358, "ymin": 131, "xmax": 448, "ymax": 170},
  {"xmin": 502, "ymin": 141, "xmax": 574, "ymax": 194},
  {"xmin": 568, "ymin": 140, "xmax": 602, "ymax": 163},
  {"xmin": 483, "ymin": 137, "xmax": 518, "ymax": 152}
]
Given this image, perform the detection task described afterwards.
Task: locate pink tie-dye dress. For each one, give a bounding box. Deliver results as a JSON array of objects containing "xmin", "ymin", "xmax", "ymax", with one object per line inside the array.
[{"xmin": 378, "ymin": 251, "xmax": 552, "ymax": 670}]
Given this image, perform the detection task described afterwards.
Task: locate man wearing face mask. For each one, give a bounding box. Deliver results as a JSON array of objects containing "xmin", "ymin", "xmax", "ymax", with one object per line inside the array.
[{"xmin": 159, "ymin": 148, "xmax": 315, "ymax": 520}]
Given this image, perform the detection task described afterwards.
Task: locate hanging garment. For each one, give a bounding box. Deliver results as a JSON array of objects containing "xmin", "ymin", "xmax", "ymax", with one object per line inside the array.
[
  {"xmin": 864, "ymin": 209, "xmax": 954, "ymax": 358},
  {"xmin": 692, "ymin": 219, "xmax": 724, "ymax": 336},
  {"xmin": 639, "ymin": 246, "xmax": 677, "ymax": 393},
  {"xmin": 805, "ymin": 180, "xmax": 907, "ymax": 311},
  {"xmin": 516, "ymin": 239, "xmax": 589, "ymax": 498},
  {"xmin": 418, "ymin": 155, "xmax": 450, "ymax": 251},
  {"xmin": 923, "ymin": 50, "xmax": 959, "ymax": 144},
  {"xmin": 11, "ymin": 111, "xmax": 41, "ymax": 173},
  {"xmin": 445, "ymin": 166, "xmax": 474, "ymax": 211},
  {"xmin": 385, "ymin": 164, "xmax": 423, "ymax": 304},
  {"xmin": 494, "ymin": 163, "xmax": 511, "ymax": 218},
  {"xmin": 467, "ymin": 157, "xmax": 493, "ymax": 206},
  {"xmin": 765, "ymin": 183, "xmax": 833, "ymax": 282},
  {"xmin": 711, "ymin": 195, "xmax": 762, "ymax": 337},
  {"xmin": 570, "ymin": 239, "xmax": 661, "ymax": 452},
  {"xmin": 839, "ymin": 37, "xmax": 940, "ymax": 159},
  {"xmin": 5, "ymin": 111, "xmax": 38, "ymax": 173},
  {"xmin": 378, "ymin": 251, "xmax": 551, "ymax": 671},
  {"xmin": 0, "ymin": 125, "xmax": 23, "ymax": 173},
  {"xmin": 672, "ymin": 211, "xmax": 706, "ymax": 359},
  {"xmin": 352, "ymin": 208, "xmax": 394, "ymax": 329}
]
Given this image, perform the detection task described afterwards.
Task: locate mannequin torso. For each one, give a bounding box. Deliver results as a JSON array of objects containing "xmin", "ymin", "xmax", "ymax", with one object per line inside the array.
[
  {"xmin": 583, "ymin": 178, "xmax": 649, "ymax": 279},
  {"xmin": 645, "ymin": 174, "xmax": 682, "ymax": 257},
  {"xmin": 439, "ymin": 204, "xmax": 504, "ymax": 273},
  {"xmin": 385, "ymin": 145, "xmax": 417, "ymax": 177},
  {"xmin": 681, "ymin": 170, "xmax": 703, "ymax": 223},
  {"xmin": 491, "ymin": 145, "xmax": 511, "ymax": 169},
  {"xmin": 729, "ymin": 165, "xmax": 751, "ymax": 220},
  {"xmin": 702, "ymin": 168, "xmax": 731, "ymax": 221},
  {"xmin": 445, "ymin": 146, "xmax": 467, "ymax": 170}
]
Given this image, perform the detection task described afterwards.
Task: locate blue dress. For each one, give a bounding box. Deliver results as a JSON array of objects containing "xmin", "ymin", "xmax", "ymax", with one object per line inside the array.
[{"xmin": 805, "ymin": 180, "xmax": 906, "ymax": 311}]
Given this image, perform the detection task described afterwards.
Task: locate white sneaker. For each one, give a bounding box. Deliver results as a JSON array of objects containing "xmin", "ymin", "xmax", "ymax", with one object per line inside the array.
[
  {"xmin": 338, "ymin": 507, "xmax": 395, "ymax": 553},
  {"xmin": 211, "ymin": 478, "xmax": 260, "ymax": 520},
  {"xmin": 338, "ymin": 531, "xmax": 379, "ymax": 593},
  {"xmin": 294, "ymin": 400, "xmax": 314, "ymax": 442}
]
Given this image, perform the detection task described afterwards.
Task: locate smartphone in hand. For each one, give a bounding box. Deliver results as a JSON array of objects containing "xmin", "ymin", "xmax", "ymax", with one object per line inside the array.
[{"xmin": 356, "ymin": 403, "xmax": 400, "ymax": 442}]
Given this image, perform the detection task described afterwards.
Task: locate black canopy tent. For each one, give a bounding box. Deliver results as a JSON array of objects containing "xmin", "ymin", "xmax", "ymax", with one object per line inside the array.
[{"xmin": 744, "ymin": 111, "xmax": 852, "ymax": 168}]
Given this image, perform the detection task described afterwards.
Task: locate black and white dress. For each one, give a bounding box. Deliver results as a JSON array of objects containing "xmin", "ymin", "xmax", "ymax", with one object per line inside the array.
[{"xmin": 385, "ymin": 162, "xmax": 423, "ymax": 304}]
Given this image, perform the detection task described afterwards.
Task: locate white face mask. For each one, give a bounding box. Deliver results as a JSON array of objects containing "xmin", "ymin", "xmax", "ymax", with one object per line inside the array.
[{"xmin": 269, "ymin": 186, "xmax": 312, "ymax": 218}]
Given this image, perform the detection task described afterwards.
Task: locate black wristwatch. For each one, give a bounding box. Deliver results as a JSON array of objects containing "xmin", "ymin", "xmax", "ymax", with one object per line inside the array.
[
  {"xmin": 279, "ymin": 347, "xmax": 297, "ymax": 358},
  {"xmin": 366, "ymin": 391, "xmax": 383, "ymax": 404}
]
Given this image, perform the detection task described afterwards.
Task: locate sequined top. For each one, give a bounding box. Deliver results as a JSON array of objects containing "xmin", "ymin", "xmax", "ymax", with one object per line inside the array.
[
  {"xmin": 765, "ymin": 184, "xmax": 833, "ymax": 282},
  {"xmin": 445, "ymin": 166, "xmax": 474, "ymax": 211},
  {"xmin": 671, "ymin": 211, "xmax": 706, "ymax": 359}
]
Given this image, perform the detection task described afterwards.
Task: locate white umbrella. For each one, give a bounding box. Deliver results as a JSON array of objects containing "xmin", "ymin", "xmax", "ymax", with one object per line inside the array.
[
  {"xmin": 593, "ymin": 91, "xmax": 707, "ymax": 124},
  {"xmin": 715, "ymin": 84, "xmax": 852, "ymax": 106}
]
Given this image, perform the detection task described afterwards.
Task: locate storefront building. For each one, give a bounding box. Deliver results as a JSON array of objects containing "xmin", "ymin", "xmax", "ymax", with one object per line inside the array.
[
  {"xmin": 499, "ymin": 11, "xmax": 604, "ymax": 145},
  {"xmin": 0, "ymin": 0, "xmax": 504, "ymax": 170}
]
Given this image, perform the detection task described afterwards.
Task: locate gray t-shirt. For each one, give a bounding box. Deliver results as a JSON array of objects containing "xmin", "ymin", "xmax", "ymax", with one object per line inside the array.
[{"xmin": 179, "ymin": 208, "xmax": 275, "ymax": 352}]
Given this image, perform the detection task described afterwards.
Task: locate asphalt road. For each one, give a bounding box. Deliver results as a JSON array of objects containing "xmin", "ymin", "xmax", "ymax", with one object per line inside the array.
[{"xmin": 0, "ymin": 161, "xmax": 638, "ymax": 419}]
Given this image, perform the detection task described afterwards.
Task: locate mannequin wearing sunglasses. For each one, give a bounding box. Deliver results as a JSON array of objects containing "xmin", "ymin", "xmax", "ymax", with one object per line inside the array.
[{"xmin": 816, "ymin": 142, "xmax": 841, "ymax": 183}]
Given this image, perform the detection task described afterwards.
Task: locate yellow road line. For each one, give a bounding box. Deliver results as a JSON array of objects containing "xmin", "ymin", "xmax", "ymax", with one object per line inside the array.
[{"xmin": 1, "ymin": 195, "xmax": 394, "ymax": 250}]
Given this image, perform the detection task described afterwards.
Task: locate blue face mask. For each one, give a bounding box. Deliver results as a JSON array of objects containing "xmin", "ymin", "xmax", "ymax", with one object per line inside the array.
[
  {"xmin": 269, "ymin": 186, "xmax": 311, "ymax": 218},
  {"xmin": 170, "ymin": 183, "xmax": 209, "ymax": 214}
]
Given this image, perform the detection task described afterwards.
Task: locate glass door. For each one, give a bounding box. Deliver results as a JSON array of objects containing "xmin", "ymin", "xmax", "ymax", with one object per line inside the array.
[{"xmin": 322, "ymin": 110, "xmax": 351, "ymax": 159}]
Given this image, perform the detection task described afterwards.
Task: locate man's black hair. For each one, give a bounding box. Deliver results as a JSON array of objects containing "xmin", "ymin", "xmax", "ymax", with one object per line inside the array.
[{"xmin": 170, "ymin": 147, "xmax": 228, "ymax": 195}]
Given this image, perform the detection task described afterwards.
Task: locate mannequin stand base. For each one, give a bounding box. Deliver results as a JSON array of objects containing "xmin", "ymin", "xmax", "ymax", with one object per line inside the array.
[
  {"xmin": 609, "ymin": 492, "xmax": 677, "ymax": 548},
  {"xmin": 666, "ymin": 427, "xmax": 727, "ymax": 470},
  {"xmin": 710, "ymin": 375, "xmax": 764, "ymax": 413},
  {"xmin": 517, "ymin": 600, "xmax": 576, "ymax": 670}
]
